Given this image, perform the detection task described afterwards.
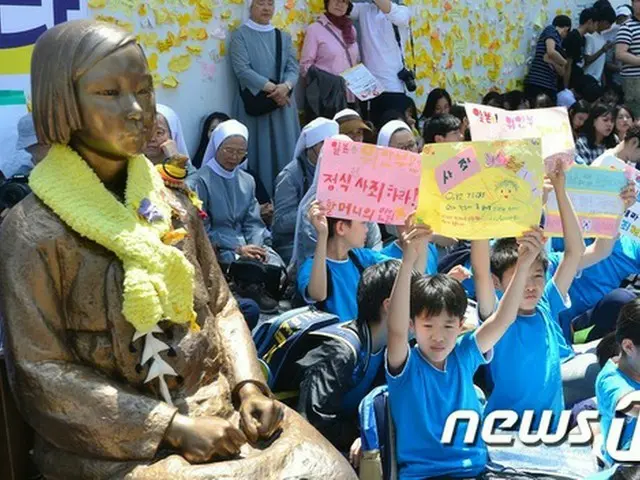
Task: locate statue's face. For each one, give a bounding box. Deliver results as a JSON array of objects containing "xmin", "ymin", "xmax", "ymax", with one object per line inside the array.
[{"xmin": 74, "ymin": 43, "xmax": 155, "ymax": 159}]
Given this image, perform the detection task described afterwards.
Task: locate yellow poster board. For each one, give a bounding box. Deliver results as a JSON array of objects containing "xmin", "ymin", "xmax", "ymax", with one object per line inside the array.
[{"xmin": 416, "ymin": 139, "xmax": 544, "ymax": 240}]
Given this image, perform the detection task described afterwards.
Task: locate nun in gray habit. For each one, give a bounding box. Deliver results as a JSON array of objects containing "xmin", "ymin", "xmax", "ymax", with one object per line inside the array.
[
  {"xmin": 230, "ymin": 0, "xmax": 301, "ymax": 196},
  {"xmin": 188, "ymin": 120, "xmax": 284, "ymax": 268}
]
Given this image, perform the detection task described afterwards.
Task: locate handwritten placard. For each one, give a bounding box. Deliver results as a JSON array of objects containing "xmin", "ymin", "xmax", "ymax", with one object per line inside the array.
[
  {"xmin": 544, "ymin": 165, "xmax": 626, "ymax": 239},
  {"xmin": 592, "ymin": 153, "xmax": 640, "ymax": 240},
  {"xmin": 465, "ymin": 103, "xmax": 575, "ymax": 165},
  {"xmin": 417, "ymin": 139, "xmax": 544, "ymax": 239},
  {"xmin": 436, "ymin": 147, "xmax": 481, "ymax": 194},
  {"xmin": 340, "ymin": 64, "xmax": 384, "ymax": 101},
  {"xmin": 317, "ymin": 139, "xmax": 421, "ymax": 225}
]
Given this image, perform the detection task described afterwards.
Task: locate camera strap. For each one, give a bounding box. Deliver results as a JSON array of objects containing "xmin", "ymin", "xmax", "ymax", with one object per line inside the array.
[
  {"xmin": 392, "ymin": 20, "xmax": 415, "ymax": 74},
  {"xmin": 322, "ymin": 23, "xmax": 355, "ymax": 68}
]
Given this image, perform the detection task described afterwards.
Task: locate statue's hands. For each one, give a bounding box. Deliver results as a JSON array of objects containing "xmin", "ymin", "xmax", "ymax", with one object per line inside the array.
[
  {"xmin": 164, "ymin": 413, "xmax": 247, "ymax": 463},
  {"xmin": 238, "ymin": 384, "xmax": 284, "ymax": 443}
]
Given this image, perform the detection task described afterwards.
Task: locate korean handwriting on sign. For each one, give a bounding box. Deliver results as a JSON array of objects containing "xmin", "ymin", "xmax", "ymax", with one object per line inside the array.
[
  {"xmin": 505, "ymin": 115, "xmax": 534, "ymax": 130},
  {"xmin": 472, "ymin": 108, "xmax": 499, "ymax": 124},
  {"xmin": 621, "ymin": 209, "xmax": 640, "ymax": 233},
  {"xmin": 436, "ymin": 147, "xmax": 482, "ymax": 194},
  {"xmin": 458, "ymin": 158, "xmax": 471, "ymax": 172}
]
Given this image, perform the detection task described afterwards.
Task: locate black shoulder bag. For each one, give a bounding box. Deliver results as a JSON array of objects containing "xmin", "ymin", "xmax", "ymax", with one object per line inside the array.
[{"xmin": 240, "ymin": 29, "xmax": 285, "ymax": 117}]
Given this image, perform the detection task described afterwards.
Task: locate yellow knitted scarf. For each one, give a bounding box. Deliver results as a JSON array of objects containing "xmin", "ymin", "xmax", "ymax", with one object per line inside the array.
[{"xmin": 29, "ymin": 144, "xmax": 197, "ymax": 334}]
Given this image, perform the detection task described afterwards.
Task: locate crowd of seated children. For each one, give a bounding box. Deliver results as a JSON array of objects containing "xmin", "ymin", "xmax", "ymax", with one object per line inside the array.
[
  {"xmin": 596, "ymin": 299, "xmax": 640, "ymax": 467},
  {"xmin": 385, "ymin": 218, "xmax": 548, "ymax": 478},
  {"xmin": 292, "ymin": 260, "xmax": 421, "ymax": 454},
  {"xmin": 474, "ymin": 162, "xmax": 584, "ymax": 428}
]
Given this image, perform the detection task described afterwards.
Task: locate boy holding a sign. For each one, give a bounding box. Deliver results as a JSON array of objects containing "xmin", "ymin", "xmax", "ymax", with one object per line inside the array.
[
  {"xmin": 298, "ymin": 201, "xmax": 427, "ymax": 321},
  {"xmin": 385, "ymin": 220, "xmax": 547, "ymax": 479},
  {"xmin": 472, "ymin": 164, "xmax": 585, "ymax": 427}
]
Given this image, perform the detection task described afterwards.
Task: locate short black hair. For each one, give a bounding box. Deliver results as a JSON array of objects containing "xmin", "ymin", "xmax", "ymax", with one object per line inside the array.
[
  {"xmin": 597, "ymin": 332, "xmax": 620, "ymax": 367},
  {"xmin": 410, "ymin": 274, "xmax": 468, "ymax": 321},
  {"xmin": 357, "ymin": 260, "xmax": 422, "ymax": 328},
  {"xmin": 378, "ymin": 110, "xmax": 405, "ymax": 130},
  {"xmin": 450, "ymin": 104, "xmax": 467, "ymax": 122},
  {"xmin": 482, "ymin": 91, "xmax": 503, "ymax": 107},
  {"xmin": 579, "ymin": 7, "xmax": 598, "ymax": 25},
  {"xmin": 569, "ymin": 99, "xmax": 591, "ymax": 120},
  {"xmin": 422, "ymin": 114, "xmax": 461, "ymax": 144},
  {"xmin": 193, "ymin": 112, "xmax": 231, "ymax": 168},
  {"xmin": 625, "ymin": 123, "xmax": 640, "ymax": 143},
  {"xmin": 534, "ymin": 93, "xmax": 555, "ymax": 108},
  {"xmin": 595, "ymin": 5, "xmax": 616, "ymax": 25},
  {"xmin": 616, "ymin": 299, "xmax": 640, "ymax": 349},
  {"xmin": 490, "ymin": 238, "xmax": 549, "ymax": 281},
  {"xmin": 553, "ymin": 15, "xmax": 572, "ymax": 29},
  {"xmin": 503, "ymin": 90, "xmax": 526, "ymax": 111},
  {"xmin": 327, "ymin": 216, "xmax": 352, "ymax": 239}
]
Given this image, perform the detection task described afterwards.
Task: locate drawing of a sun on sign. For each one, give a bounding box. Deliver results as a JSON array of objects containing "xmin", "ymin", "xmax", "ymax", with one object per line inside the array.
[{"xmin": 496, "ymin": 179, "xmax": 519, "ymax": 201}]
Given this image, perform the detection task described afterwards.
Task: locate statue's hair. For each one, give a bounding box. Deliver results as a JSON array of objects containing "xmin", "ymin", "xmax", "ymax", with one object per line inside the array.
[{"xmin": 31, "ymin": 20, "xmax": 139, "ymax": 145}]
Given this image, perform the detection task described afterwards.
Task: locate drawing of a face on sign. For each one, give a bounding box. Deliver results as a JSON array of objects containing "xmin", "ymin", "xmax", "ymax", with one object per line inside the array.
[
  {"xmin": 581, "ymin": 218, "xmax": 593, "ymax": 232},
  {"xmin": 0, "ymin": 0, "xmax": 88, "ymax": 75},
  {"xmin": 496, "ymin": 179, "xmax": 519, "ymax": 201}
]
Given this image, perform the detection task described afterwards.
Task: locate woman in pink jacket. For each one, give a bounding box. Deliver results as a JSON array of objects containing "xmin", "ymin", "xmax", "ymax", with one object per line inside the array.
[{"xmin": 300, "ymin": 0, "xmax": 360, "ymax": 107}]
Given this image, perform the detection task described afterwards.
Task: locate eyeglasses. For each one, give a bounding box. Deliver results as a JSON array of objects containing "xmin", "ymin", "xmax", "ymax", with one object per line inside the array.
[
  {"xmin": 396, "ymin": 141, "xmax": 417, "ymax": 152},
  {"xmin": 220, "ymin": 147, "xmax": 248, "ymax": 158}
]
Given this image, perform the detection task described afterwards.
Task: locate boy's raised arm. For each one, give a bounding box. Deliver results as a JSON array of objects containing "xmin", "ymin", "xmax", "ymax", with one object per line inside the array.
[
  {"xmin": 471, "ymin": 239, "xmax": 496, "ymax": 321},
  {"xmin": 475, "ymin": 229, "xmax": 546, "ymax": 353},
  {"xmin": 387, "ymin": 220, "xmax": 432, "ymax": 373},
  {"xmin": 550, "ymin": 165, "xmax": 586, "ymax": 298},
  {"xmin": 306, "ymin": 202, "xmax": 329, "ymax": 302}
]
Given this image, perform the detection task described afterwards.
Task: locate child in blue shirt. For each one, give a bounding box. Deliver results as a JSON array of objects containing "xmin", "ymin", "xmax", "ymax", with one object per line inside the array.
[
  {"xmin": 596, "ymin": 299, "xmax": 640, "ymax": 466},
  {"xmin": 386, "ymin": 218, "xmax": 546, "ymax": 479},
  {"xmin": 298, "ymin": 201, "xmax": 427, "ymax": 321},
  {"xmin": 473, "ymin": 164, "xmax": 585, "ymax": 428}
]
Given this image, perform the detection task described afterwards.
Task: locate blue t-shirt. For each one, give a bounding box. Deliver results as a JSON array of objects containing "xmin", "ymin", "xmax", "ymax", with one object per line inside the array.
[
  {"xmin": 548, "ymin": 236, "xmax": 640, "ymax": 334},
  {"xmin": 486, "ymin": 281, "xmax": 567, "ymax": 427},
  {"xmin": 596, "ymin": 360, "xmax": 640, "ymax": 465},
  {"xmin": 297, "ymin": 248, "xmax": 391, "ymax": 321},
  {"xmin": 386, "ymin": 333, "xmax": 490, "ymax": 479},
  {"xmin": 381, "ymin": 241, "xmax": 439, "ymax": 275}
]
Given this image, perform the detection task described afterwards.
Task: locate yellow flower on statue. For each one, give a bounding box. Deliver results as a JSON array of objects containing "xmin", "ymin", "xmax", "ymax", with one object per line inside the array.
[{"xmin": 162, "ymin": 228, "xmax": 189, "ymax": 246}]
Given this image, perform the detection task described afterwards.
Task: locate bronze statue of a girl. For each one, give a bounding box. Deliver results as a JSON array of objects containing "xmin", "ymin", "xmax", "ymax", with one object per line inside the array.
[{"xmin": 0, "ymin": 20, "xmax": 356, "ymax": 479}]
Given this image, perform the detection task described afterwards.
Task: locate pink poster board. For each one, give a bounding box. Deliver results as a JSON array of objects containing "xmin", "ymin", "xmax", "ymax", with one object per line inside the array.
[{"xmin": 317, "ymin": 139, "xmax": 421, "ymax": 225}]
